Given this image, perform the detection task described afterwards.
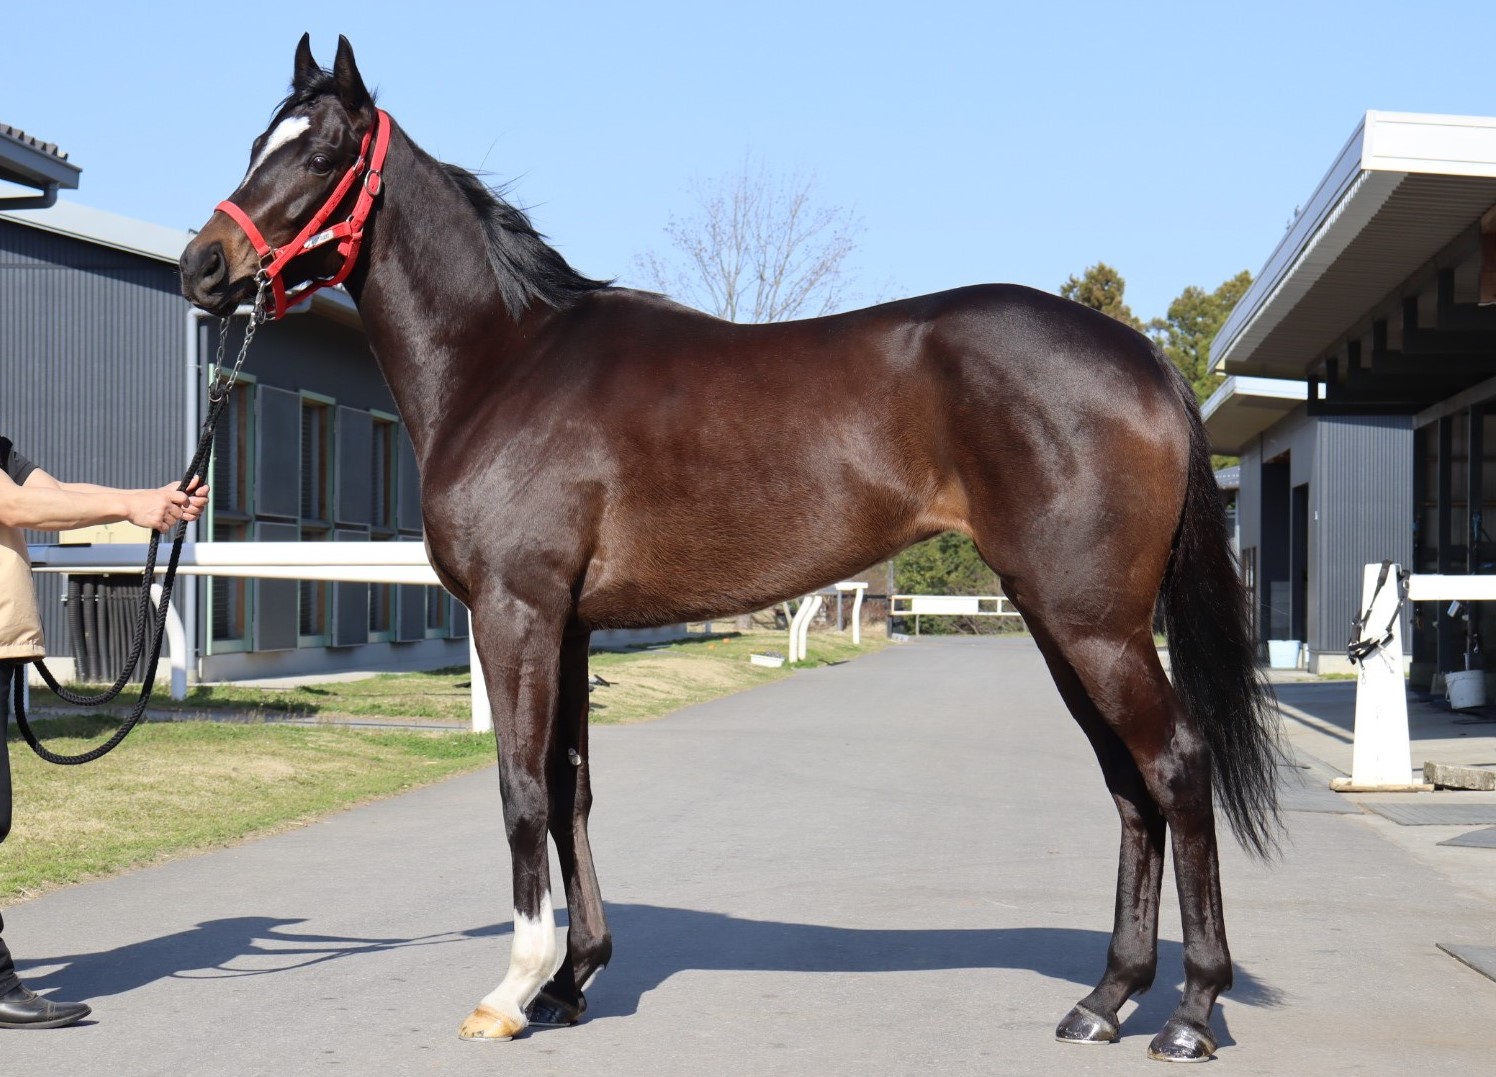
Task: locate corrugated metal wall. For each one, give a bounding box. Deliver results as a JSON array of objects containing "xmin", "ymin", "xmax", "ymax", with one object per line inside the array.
[
  {"xmin": 0, "ymin": 219, "xmax": 186, "ymax": 658},
  {"xmin": 1235, "ymin": 407, "xmax": 1413, "ymax": 658},
  {"xmin": 1313, "ymin": 415, "xmax": 1414, "ymax": 654}
]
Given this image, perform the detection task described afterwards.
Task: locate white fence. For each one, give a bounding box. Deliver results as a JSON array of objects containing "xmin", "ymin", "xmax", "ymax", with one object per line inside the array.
[
  {"xmin": 29, "ymin": 542, "xmax": 874, "ymax": 730},
  {"xmin": 889, "ymin": 594, "xmax": 1021, "ymax": 635},
  {"xmin": 27, "ymin": 541, "xmax": 497, "ymax": 732}
]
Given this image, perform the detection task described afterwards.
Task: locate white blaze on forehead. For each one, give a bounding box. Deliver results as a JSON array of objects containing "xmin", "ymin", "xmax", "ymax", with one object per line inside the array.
[{"xmin": 243, "ymin": 115, "xmax": 312, "ymax": 182}]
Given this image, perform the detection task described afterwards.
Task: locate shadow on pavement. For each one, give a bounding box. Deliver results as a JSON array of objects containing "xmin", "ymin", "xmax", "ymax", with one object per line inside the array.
[
  {"xmin": 556, "ymin": 905, "xmax": 1281, "ymax": 1045},
  {"xmin": 18, "ymin": 905, "xmax": 1281, "ymax": 1046},
  {"xmin": 17, "ymin": 915, "xmax": 472, "ymax": 1000}
]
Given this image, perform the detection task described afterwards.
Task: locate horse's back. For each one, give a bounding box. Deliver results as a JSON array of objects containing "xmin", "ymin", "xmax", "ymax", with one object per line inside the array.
[{"xmin": 558, "ymin": 283, "xmax": 1192, "ymax": 629}]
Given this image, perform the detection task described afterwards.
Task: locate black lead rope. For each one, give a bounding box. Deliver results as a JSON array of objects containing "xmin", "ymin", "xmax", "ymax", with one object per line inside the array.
[
  {"xmin": 1346, "ymin": 559, "xmax": 1409, "ymax": 665},
  {"xmin": 13, "ymin": 391, "xmax": 230, "ymax": 765}
]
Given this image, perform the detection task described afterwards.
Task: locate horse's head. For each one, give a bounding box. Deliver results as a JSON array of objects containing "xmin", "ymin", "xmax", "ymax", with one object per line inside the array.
[{"xmin": 180, "ymin": 34, "xmax": 378, "ymax": 317}]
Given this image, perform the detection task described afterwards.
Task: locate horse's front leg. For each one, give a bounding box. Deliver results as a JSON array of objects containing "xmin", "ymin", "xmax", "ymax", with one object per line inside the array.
[
  {"xmin": 527, "ymin": 626, "xmax": 611, "ymax": 1027},
  {"xmin": 458, "ymin": 598, "xmax": 566, "ymax": 1042}
]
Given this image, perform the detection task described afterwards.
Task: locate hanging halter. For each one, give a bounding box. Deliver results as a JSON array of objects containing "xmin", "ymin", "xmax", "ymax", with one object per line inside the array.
[{"xmin": 215, "ymin": 108, "xmax": 391, "ymax": 321}]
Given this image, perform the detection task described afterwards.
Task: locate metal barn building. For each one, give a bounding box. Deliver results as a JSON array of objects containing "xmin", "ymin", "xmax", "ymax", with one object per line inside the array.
[
  {"xmin": 1, "ymin": 197, "xmax": 471, "ymax": 683},
  {"xmin": 1207, "ymin": 110, "xmax": 1496, "ymax": 684}
]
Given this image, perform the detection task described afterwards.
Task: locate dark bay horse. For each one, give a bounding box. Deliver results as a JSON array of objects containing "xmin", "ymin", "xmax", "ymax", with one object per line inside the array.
[{"xmin": 179, "ymin": 35, "xmax": 1281, "ymax": 1062}]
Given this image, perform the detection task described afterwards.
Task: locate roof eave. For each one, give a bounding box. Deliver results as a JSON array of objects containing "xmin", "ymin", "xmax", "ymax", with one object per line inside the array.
[
  {"xmin": 1210, "ymin": 115, "xmax": 1372, "ymax": 375},
  {"xmin": 1209, "ymin": 111, "xmax": 1496, "ymax": 379},
  {"xmin": 0, "ymin": 133, "xmax": 81, "ymax": 192},
  {"xmin": 1201, "ymin": 375, "xmax": 1309, "ymax": 455}
]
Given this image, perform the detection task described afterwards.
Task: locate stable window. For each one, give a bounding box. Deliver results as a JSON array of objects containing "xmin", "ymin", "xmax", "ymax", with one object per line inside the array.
[
  {"xmin": 298, "ymin": 393, "xmax": 335, "ymax": 646},
  {"xmin": 209, "ymin": 379, "xmax": 254, "ymax": 653}
]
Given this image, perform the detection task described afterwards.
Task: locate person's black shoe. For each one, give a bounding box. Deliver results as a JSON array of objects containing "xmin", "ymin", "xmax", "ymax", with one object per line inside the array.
[{"xmin": 0, "ymin": 983, "xmax": 91, "ymax": 1029}]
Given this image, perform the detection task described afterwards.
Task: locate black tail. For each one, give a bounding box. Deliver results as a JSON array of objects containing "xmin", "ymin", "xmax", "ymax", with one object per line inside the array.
[{"xmin": 1160, "ymin": 363, "xmax": 1283, "ymax": 858}]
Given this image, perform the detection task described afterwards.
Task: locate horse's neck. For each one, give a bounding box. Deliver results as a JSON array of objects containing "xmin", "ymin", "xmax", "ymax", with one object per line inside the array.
[{"xmin": 346, "ymin": 126, "xmax": 531, "ymax": 463}]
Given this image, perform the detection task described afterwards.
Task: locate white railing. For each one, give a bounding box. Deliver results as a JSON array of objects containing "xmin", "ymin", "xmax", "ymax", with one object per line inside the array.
[
  {"xmin": 27, "ymin": 541, "xmax": 494, "ymax": 732},
  {"xmin": 889, "ymin": 594, "xmax": 1021, "ymax": 636},
  {"xmin": 29, "ymin": 543, "xmax": 877, "ymax": 727}
]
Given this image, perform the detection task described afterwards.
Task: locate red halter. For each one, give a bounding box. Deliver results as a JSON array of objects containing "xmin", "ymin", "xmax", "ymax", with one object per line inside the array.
[{"xmin": 216, "ymin": 109, "xmax": 391, "ymax": 321}]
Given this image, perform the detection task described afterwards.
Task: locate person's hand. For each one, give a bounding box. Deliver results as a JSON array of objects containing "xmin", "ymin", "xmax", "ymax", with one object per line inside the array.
[
  {"xmin": 125, "ymin": 477, "xmax": 210, "ymax": 533},
  {"xmin": 177, "ymin": 476, "xmax": 210, "ymax": 524}
]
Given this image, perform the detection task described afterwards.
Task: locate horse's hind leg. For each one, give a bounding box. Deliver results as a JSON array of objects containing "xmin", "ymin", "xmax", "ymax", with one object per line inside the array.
[
  {"xmin": 527, "ymin": 627, "xmax": 612, "ymax": 1026},
  {"xmin": 1036, "ymin": 633, "xmax": 1169, "ymax": 1046},
  {"xmin": 1028, "ymin": 614, "xmax": 1231, "ymax": 1061}
]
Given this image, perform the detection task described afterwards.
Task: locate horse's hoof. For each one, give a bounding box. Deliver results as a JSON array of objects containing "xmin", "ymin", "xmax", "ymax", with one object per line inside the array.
[
  {"xmin": 526, "ymin": 987, "xmax": 586, "ymax": 1027},
  {"xmin": 1146, "ymin": 1018, "xmax": 1217, "ymax": 1062},
  {"xmin": 458, "ymin": 1004, "xmax": 525, "ymax": 1041},
  {"xmin": 1055, "ymin": 1003, "xmax": 1119, "ymax": 1044}
]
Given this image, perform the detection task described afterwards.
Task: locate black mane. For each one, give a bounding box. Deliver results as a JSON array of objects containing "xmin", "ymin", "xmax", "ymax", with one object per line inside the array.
[
  {"xmin": 279, "ymin": 74, "xmax": 610, "ymax": 319},
  {"xmin": 439, "ymin": 163, "xmax": 612, "ymax": 318}
]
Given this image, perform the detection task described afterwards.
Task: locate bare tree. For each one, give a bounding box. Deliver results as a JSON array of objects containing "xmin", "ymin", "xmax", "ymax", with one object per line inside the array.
[{"xmin": 636, "ymin": 159, "xmax": 861, "ymax": 322}]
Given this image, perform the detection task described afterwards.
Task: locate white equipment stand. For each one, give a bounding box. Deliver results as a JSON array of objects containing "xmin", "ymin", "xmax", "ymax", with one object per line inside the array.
[{"xmin": 1334, "ymin": 562, "xmax": 1428, "ymax": 792}]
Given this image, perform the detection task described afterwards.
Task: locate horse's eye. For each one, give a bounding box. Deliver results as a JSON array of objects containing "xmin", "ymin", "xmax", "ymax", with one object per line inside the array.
[{"xmin": 309, "ymin": 154, "xmax": 333, "ymax": 175}]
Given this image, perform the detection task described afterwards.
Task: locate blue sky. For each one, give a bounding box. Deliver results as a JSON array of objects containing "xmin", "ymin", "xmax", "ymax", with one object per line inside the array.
[{"xmin": 7, "ymin": 1, "xmax": 1493, "ymax": 320}]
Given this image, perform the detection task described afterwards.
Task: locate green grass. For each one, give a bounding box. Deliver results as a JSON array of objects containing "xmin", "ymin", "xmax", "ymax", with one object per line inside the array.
[{"xmin": 3, "ymin": 717, "xmax": 493, "ymax": 901}]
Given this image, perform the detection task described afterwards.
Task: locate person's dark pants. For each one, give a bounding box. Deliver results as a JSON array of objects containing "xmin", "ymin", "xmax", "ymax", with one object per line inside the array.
[{"xmin": 0, "ymin": 661, "xmax": 22, "ymax": 993}]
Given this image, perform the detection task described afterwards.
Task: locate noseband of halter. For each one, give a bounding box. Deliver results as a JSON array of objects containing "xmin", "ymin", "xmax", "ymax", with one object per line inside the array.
[{"xmin": 215, "ymin": 108, "xmax": 391, "ymax": 321}]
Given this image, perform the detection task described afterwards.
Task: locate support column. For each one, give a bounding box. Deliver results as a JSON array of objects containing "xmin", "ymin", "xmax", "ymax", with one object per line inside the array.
[
  {"xmin": 1437, "ymin": 417, "xmax": 1455, "ymax": 673},
  {"xmin": 1469, "ymin": 405, "xmax": 1486, "ymax": 672}
]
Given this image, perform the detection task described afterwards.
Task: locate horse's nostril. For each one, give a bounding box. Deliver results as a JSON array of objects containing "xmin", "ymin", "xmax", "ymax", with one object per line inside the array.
[{"xmin": 202, "ymin": 244, "xmax": 225, "ymax": 286}]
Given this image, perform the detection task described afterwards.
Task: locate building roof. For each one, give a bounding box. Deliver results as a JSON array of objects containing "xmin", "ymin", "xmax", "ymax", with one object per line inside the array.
[
  {"xmin": 1200, "ymin": 375, "xmax": 1308, "ymax": 455},
  {"xmin": 0, "ymin": 199, "xmax": 360, "ymax": 326},
  {"xmin": 1210, "ymin": 111, "xmax": 1496, "ymax": 380},
  {"xmin": 0, "ymin": 123, "xmax": 81, "ymax": 191}
]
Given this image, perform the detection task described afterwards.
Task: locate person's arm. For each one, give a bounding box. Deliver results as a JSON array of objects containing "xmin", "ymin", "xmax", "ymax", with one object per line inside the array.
[{"xmin": 0, "ymin": 468, "xmax": 209, "ymax": 533}]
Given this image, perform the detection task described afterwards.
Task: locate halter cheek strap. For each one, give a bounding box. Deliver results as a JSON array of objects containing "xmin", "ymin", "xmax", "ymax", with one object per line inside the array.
[{"xmin": 216, "ymin": 108, "xmax": 391, "ymax": 321}]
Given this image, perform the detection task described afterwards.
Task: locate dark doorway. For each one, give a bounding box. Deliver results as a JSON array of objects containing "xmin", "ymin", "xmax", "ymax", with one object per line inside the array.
[
  {"xmin": 1291, "ymin": 483, "xmax": 1309, "ymax": 643},
  {"xmin": 1260, "ymin": 459, "xmax": 1291, "ymax": 641}
]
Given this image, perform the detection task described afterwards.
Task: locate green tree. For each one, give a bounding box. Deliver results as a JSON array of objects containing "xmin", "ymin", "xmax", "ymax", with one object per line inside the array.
[
  {"xmin": 1148, "ymin": 269, "xmax": 1253, "ymax": 404},
  {"xmin": 895, "ymin": 532, "xmax": 997, "ymax": 595},
  {"xmin": 1059, "ymin": 262, "xmax": 1145, "ymax": 331}
]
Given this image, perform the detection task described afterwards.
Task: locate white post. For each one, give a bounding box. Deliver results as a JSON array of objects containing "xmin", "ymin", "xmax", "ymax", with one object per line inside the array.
[
  {"xmin": 834, "ymin": 581, "xmax": 868, "ymax": 645},
  {"xmin": 787, "ymin": 599, "xmax": 807, "ymax": 663},
  {"xmin": 1334, "ymin": 563, "xmax": 1423, "ymax": 792},
  {"xmin": 148, "ymin": 583, "xmax": 188, "ymax": 701},
  {"xmin": 468, "ymin": 628, "xmax": 492, "ymax": 734},
  {"xmin": 788, "ymin": 595, "xmax": 819, "ymax": 663}
]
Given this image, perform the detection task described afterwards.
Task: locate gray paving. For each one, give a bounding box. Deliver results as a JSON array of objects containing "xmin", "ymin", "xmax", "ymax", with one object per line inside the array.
[
  {"xmin": 1358, "ymin": 802, "xmax": 1496, "ymax": 826},
  {"xmin": 2, "ymin": 636, "xmax": 1494, "ymax": 1075},
  {"xmin": 1439, "ymin": 826, "xmax": 1496, "ymax": 849}
]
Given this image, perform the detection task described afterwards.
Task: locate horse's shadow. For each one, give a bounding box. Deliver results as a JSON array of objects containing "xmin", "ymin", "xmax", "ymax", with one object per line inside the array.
[{"xmin": 19, "ymin": 905, "xmax": 1282, "ymax": 1045}]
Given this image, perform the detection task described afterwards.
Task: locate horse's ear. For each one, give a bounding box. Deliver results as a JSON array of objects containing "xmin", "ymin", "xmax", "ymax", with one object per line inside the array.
[
  {"xmin": 333, "ymin": 35, "xmax": 372, "ymax": 117},
  {"xmin": 292, "ymin": 33, "xmax": 320, "ymax": 92}
]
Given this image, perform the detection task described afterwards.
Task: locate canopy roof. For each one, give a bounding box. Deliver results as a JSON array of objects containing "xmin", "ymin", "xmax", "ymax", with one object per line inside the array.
[
  {"xmin": 0, "ymin": 123, "xmax": 81, "ymax": 194},
  {"xmin": 1201, "ymin": 376, "xmax": 1308, "ymax": 456},
  {"xmin": 1211, "ymin": 112, "xmax": 1496, "ymax": 386}
]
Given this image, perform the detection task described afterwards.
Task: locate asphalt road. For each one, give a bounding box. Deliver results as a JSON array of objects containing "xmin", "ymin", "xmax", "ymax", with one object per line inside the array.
[{"xmin": 3, "ymin": 636, "xmax": 1494, "ymax": 1075}]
